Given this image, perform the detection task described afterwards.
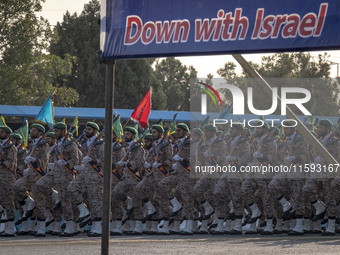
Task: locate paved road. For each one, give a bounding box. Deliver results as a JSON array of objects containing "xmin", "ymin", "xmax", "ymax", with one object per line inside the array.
[{"xmin": 1, "ymin": 234, "xmax": 340, "ymax": 255}]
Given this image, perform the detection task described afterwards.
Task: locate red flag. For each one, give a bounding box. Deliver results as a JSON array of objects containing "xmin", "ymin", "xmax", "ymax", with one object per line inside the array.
[{"xmin": 131, "ymin": 88, "xmax": 151, "ymax": 128}]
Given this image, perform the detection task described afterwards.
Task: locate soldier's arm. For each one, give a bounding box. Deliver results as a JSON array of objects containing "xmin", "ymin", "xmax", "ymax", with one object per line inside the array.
[
  {"xmin": 238, "ymin": 142, "xmax": 250, "ymax": 165},
  {"xmin": 265, "ymin": 141, "xmax": 277, "ymax": 164},
  {"xmin": 36, "ymin": 143, "xmax": 50, "ymax": 170},
  {"xmin": 129, "ymin": 147, "xmax": 145, "ymax": 169},
  {"xmin": 162, "ymin": 144, "xmax": 173, "ymax": 168},
  {"xmin": 66, "ymin": 143, "xmax": 79, "ymax": 169},
  {"xmin": 2, "ymin": 146, "xmax": 17, "ymax": 169}
]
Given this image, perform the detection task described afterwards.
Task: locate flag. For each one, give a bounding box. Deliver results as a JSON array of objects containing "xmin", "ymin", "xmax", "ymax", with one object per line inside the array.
[
  {"xmin": 18, "ymin": 120, "xmax": 29, "ymax": 149},
  {"xmin": 70, "ymin": 114, "xmax": 79, "ymax": 136},
  {"xmin": 130, "ymin": 88, "xmax": 151, "ymax": 129},
  {"xmin": 0, "ymin": 115, "xmax": 7, "ymax": 126},
  {"xmin": 167, "ymin": 113, "xmax": 177, "ymax": 136},
  {"xmin": 112, "ymin": 115, "xmax": 123, "ymax": 142},
  {"xmin": 217, "ymin": 103, "xmax": 233, "ymax": 119},
  {"xmin": 308, "ymin": 103, "xmax": 315, "ymax": 125},
  {"xmin": 35, "ymin": 89, "xmax": 56, "ymax": 128},
  {"xmin": 62, "ymin": 118, "xmax": 66, "ymax": 124}
]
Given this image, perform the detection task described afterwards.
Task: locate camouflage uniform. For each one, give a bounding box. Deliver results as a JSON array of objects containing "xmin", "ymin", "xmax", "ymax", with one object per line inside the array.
[{"xmin": 14, "ymin": 138, "xmax": 49, "ymax": 221}]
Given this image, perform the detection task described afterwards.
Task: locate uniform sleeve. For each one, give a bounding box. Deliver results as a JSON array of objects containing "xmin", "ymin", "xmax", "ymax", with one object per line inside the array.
[
  {"xmin": 129, "ymin": 146, "xmax": 145, "ymax": 170},
  {"xmin": 265, "ymin": 141, "xmax": 277, "ymax": 164},
  {"xmin": 3, "ymin": 145, "xmax": 17, "ymax": 169},
  {"xmin": 93, "ymin": 143, "xmax": 104, "ymax": 168},
  {"xmin": 162, "ymin": 143, "xmax": 173, "ymax": 168},
  {"xmin": 237, "ymin": 142, "xmax": 250, "ymax": 166},
  {"xmin": 65, "ymin": 142, "xmax": 79, "ymax": 169},
  {"xmin": 36, "ymin": 143, "xmax": 50, "ymax": 171}
]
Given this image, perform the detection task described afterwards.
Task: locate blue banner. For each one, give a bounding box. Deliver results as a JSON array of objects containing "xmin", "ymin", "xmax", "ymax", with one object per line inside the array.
[{"xmin": 100, "ymin": 0, "xmax": 340, "ymax": 60}]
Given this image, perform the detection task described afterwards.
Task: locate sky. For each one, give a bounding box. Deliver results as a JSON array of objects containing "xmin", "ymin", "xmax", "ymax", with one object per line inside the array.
[{"xmin": 38, "ymin": 0, "xmax": 340, "ymax": 78}]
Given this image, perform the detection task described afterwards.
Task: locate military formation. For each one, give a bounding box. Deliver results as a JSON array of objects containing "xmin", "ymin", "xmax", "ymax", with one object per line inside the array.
[{"xmin": 0, "ymin": 117, "xmax": 340, "ymax": 237}]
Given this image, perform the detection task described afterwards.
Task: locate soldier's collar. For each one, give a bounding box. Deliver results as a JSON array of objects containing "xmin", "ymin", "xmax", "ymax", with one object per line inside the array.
[
  {"xmin": 209, "ymin": 136, "xmax": 217, "ymax": 144},
  {"xmin": 288, "ymin": 132, "xmax": 296, "ymax": 141},
  {"xmin": 178, "ymin": 137, "xmax": 186, "ymax": 142},
  {"xmin": 33, "ymin": 137, "xmax": 40, "ymax": 145}
]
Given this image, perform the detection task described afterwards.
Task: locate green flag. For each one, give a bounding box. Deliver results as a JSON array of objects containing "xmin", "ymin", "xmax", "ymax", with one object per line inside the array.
[
  {"xmin": 18, "ymin": 120, "xmax": 29, "ymax": 149},
  {"xmin": 70, "ymin": 114, "xmax": 79, "ymax": 136},
  {"xmin": 0, "ymin": 115, "xmax": 7, "ymax": 126},
  {"xmin": 113, "ymin": 115, "xmax": 123, "ymax": 142}
]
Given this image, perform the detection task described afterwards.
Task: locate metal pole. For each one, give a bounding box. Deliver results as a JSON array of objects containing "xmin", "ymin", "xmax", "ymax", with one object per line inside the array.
[
  {"xmin": 101, "ymin": 60, "xmax": 115, "ymax": 255},
  {"xmin": 232, "ymin": 54, "xmax": 338, "ymax": 166}
]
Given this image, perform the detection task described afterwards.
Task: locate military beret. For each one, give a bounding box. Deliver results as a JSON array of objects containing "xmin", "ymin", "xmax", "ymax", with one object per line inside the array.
[
  {"xmin": 0, "ymin": 126, "xmax": 13, "ymax": 134},
  {"xmin": 176, "ymin": 123, "xmax": 189, "ymax": 131},
  {"xmin": 318, "ymin": 119, "xmax": 333, "ymax": 128},
  {"xmin": 10, "ymin": 133, "xmax": 22, "ymax": 140},
  {"xmin": 269, "ymin": 126, "xmax": 280, "ymax": 136},
  {"xmin": 46, "ymin": 132, "xmax": 56, "ymax": 139},
  {"xmin": 192, "ymin": 128, "xmax": 203, "ymax": 137},
  {"xmin": 204, "ymin": 124, "xmax": 218, "ymax": 132},
  {"xmin": 124, "ymin": 126, "xmax": 137, "ymax": 135},
  {"xmin": 232, "ymin": 123, "xmax": 244, "ymax": 131},
  {"xmin": 152, "ymin": 124, "xmax": 164, "ymax": 133},
  {"xmin": 143, "ymin": 134, "xmax": 153, "ymax": 141},
  {"xmin": 53, "ymin": 122, "xmax": 67, "ymax": 130},
  {"xmin": 86, "ymin": 121, "xmax": 99, "ymax": 130},
  {"xmin": 283, "ymin": 120, "xmax": 296, "ymax": 127},
  {"xmin": 31, "ymin": 123, "xmax": 45, "ymax": 133}
]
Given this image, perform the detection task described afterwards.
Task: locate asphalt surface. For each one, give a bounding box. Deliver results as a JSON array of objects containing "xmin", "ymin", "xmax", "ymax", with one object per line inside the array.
[{"xmin": 1, "ymin": 234, "xmax": 340, "ymax": 255}]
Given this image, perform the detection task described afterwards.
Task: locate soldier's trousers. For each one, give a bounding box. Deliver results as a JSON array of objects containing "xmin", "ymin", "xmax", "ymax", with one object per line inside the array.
[
  {"xmin": 0, "ymin": 170, "xmax": 16, "ymax": 220},
  {"xmin": 268, "ymin": 177, "xmax": 305, "ymax": 216},
  {"xmin": 35, "ymin": 167, "xmax": 74, "ymax": 221},
  {"xmin": 113, "ymin": 172, "xmax": 143, "ymax": 221},
  {"xmin": 304, "ymin": 178, "xmax": 336, "ymax": 218},
  {"xmin": 135, "ymin": 168, "xmax": 171, "ymax": 219},
  {"xmin": 111, "ymin": 178, "xmax": 124, "ymax": 220},
  {"xmin": 68, "ymin": 167, "xmax": 103, "ymax": 220},
  {"xmin": 213, "ymin": 177, "xmax": 231, "ymax": 218},
  {"xmin": 193, "ymin": 175, "xmax": 217, "ymax": 205},
  {"xmin": 13, "ymin": 170, "xmax": 46, "ymax": 220},
  {"xmin": 158, "ymin": 170, "xmax": 195, "ymax": 220},
  {"xmin": 241, "ymin": 178, "xmax": 273, "ymax": 218},
  {"xmin": 214, "ymin": 177, "xmax": 244, "ymax": 216}
]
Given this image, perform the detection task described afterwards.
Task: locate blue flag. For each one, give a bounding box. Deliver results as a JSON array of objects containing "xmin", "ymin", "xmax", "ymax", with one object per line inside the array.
[{"xmin": 35, "ymin": 89, "xmax": 56, "ymax": 128}]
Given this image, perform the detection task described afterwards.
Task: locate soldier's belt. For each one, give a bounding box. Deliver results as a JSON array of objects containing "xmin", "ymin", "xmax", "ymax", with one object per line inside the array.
[
  {"xmin": 112, "ymin": 164, "xmax": 122, "ymax": 182},
  {"xmin": 87, "ymin": 160, "xmax": 104, "ymax": 180}
]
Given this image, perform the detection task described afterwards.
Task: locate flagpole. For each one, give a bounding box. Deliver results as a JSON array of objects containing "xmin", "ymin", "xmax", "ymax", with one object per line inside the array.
[{"xmin": 101, "ymin": 60, "xmax": 115, "ymax": 255}]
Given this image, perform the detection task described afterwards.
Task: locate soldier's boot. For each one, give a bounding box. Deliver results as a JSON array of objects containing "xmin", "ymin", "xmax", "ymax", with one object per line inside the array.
[
  {"xmin": 88, "ymin": 219, "xmax": 102, "ymax": 237},
  {"xmin": 50, "ymin": 191, "xmax": 61, "ymax": 211},
  {"xmin": 181, "ymin": 220, "xmax": 193, "ymax": 235},
  {"xmin": 2, "ymin": 220, "xmax": 16, "ymax": 237},
  {"xmin": 193, "ymin": 220, "xmax": 199, "ymax": 234},
  {"xmin": 130, "ymin": 220, "xmax": 143, "ymax": 235},
  {"xmin": 110, "ymin": 220, "xmax": 123, "ymax": 235},
  {"xmin": 261, "ymin": 218, "xmax": 273, "ymax": 235},
  {"xmin": 0, "ymin": 205, "xmax": 3, "ymax": 215},
  {"xmin": 23, "ymin": 196, "xmax": 36, "ymax": 219},
  {"xmin": 201, "ymin": 201, "xmax": 215, "ymax": 220},
  {"xmin": 303, "ymin": 218, "xmax": 312, "ymax": 234},
  {"xmin": 169, "ymin": 220, "xmax": 180, "ymax": 234},
  {"xmin": 245, "ymin": 222, "xmax": 257, "ymax": 234},
  {"xmin": 28, "ymin": 217, "xmax": 36, "ymax": 235},
  {"xmin": 169, "ymin": 197, "xmax": 182, "ymax": 217},
  {"xmin": 0, "ymin": 222, "xmax": 5, "ymax": 234},
  {"xmin": 0, "ymin": 209, "xmax": 8, "ymax": 224},
  {"xmin": 224, "ymin": 219, "xmax": 232, "ymax": 234},
  {"xmin": 198, "ymin": 220, "xmax": 208, "ymax": 234},
  {"xmin": 311, "ymin": 200, "xmax": 326, "ymax": 221},
  {"xmin": 247, "ymin": 203, "xmax": 262, "ymax": 224},
  {"xmin": 34, "ymin": 220, "xmax": 46, "ymax": 237},
  {"xmin": 59, "ymin": 220, "xmax": 76, "ymax": 237},
  {"xmin": 17, "ymin": 220, "xmax": 29, "ymax": 235},
  {"xmin": 212, "ymin": 218, "xmax": 225, "ymax": 235},
  {"xmin": 208, "ymin": 213, "xmax": 218, "ymax": 231},
  {"xmin": 124, "ymin": 197, "xmax": 134, "ymax": 216},
  {"xmin": 158, "ymin": 219, "xmax": 169, "ymax": 235},
  {"xmin": 45, "ymin": 210, "xmax": 54, "ymax": 227},
  {"xmin": 273, "ymin": 219, "xmax": 283, "ymax": 234},
  {"xmin": 288, "ymin": 217, "xmax": 304, "ymax": 235},
  {"xmin": 143, "ymin": 199, "xmax": 157, "ymax": 221},
  {"xmin": 76, "ymin": 203, "xmax": 91, "ymax": 224},
  {"xmin": 278, "ymin": 196, "xmax": 292, "ymax": 220},
  {"xmin": 51, "ymin": 221, "xmax": 61, "ymax": 235},
  {"xmin": 281, "ymin": 220, "xmax": 290, "ymax": 233},
  {"xmin": 47, "ymin": 221, "xmax": 55, "ymax": 234},
  {"xmin": 322, "ymin": 218, "xmax": 336, "ymax": 236},
  {"xmin": 230, "ymin": 217, "xmax": 243, "ymax": 235}
]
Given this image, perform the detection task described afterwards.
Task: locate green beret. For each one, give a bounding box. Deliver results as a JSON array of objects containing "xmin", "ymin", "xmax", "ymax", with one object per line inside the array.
[
  {"xmin": 232, "ymin": 123, "xmax": 244, "ymax": 131},
  {"xmin": 283, "ymin": 121, "xmax": 296, "ymax": 127},
  {"xmin": 269, "ymin": 126, "xmax": 280, "ymax": 136},
  {"xmin": 10, "ymin": 133, "xmax": 22, "ymax": 140},
  {"xmin": 144, "ymin": 134, "xmax": 153, "ymax": 141},
  {"xmin": 86, "ymin": 121, "xmax": 99, "ymax": 130},
  {"xmin": 0, "ymin": 126, "xmax": 12, "ymax": 134},
  {"xmin": 192, "ymin": 128, "xmax": 203, "ymax": 137},
  {"xmin": 204, "ymin": 124, "xmax": 218, "ymax": 132},
  {"xmin": 46, "ymin": 132, "xmax": 56, "ymax": 139},
  {"xmin": 318, "ymin": 119, "xmax": 333, "ymax": 128},
  {"xmin": 176, "ymin": 123, "xmax": 189, "ymax": 131},
  {"xmin": 152, "ymin": 124, "xmax": 164, "ymax": 133},
  {"xmin": 124, "ymin": 126, "xmax": 137, "ymax": 135},
  {"xmin": 31, "ymin": 123, "xmax": 45, "ymax": 133},
  {"xmin": 53, "ymin": 122, "xmax": 67, "ymax": 130}
]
